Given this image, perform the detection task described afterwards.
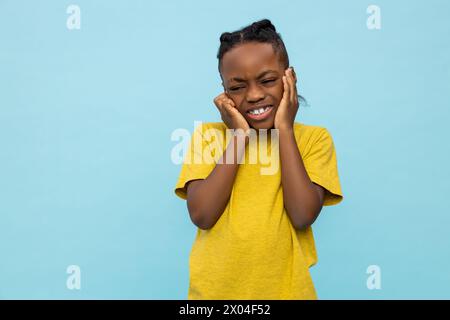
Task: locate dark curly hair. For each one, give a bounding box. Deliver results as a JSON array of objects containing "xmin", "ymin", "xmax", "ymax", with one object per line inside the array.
[
  {"xmin": 217, "ymin": 19, "xmax": 307, "ymax": 106},
  {"xmin": 217, "ymin": 19, "xmax": 289, "ymax": 72}
]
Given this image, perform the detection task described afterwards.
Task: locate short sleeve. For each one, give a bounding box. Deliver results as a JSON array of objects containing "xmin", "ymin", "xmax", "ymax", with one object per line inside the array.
[
  {"xmin": 174, "ymin": 123, "xmax": 218, "ymax": 200},
  {"xmin": 303, "ymin": 128, "xmax": 343, "ymax": 206}
]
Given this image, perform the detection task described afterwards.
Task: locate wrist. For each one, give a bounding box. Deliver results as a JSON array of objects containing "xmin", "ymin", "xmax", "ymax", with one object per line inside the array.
[{"xmin": 276, "ymin": 124, "xmax": 294, "ymax": 135}]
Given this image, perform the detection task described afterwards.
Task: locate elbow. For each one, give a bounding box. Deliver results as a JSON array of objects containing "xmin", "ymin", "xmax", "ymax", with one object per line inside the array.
[
  {"xmin": 186, "ymin": 187, "xmax": 216, "ymax": 230},
  {"xmin": 290, "ymin": 207, "xmax": 322, "ymax": 230},
  {"xmin": 291, "ymin": 218, "xmax": 313, "ymax": 230},
  {"xmin": 187, "ymin": 196, "xmax": 221, "ymax": 230},
  {"xmin": 188, "ymin": 208, "xmax": 216, "ymax": 230},
  {"xmin": 192, "ymin": 215, "xmax": 215, "ymax": 230}
]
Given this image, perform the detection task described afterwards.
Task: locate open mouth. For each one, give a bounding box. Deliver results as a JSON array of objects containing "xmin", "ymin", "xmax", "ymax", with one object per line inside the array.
[{"xmin": 246, "ymin": 105, "xmax": 274, "ymax": 121}]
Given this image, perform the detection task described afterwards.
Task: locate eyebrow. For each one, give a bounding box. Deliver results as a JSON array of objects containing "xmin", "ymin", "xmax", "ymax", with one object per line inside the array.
[{"xmin": 228, "ymin": 69, "xmax": 278, "ymax": 83}]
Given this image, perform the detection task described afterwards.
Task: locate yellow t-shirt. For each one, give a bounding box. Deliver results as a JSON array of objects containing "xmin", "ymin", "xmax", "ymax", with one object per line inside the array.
[{"xmin": 174, "ymin": 122, "xmax": 343, "ymax": 299}]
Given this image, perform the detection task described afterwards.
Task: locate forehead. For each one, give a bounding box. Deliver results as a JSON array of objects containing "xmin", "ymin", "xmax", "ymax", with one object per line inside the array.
[{"xmin": 221, "ymin": 42, "xmax": 282, "ymax": 79}]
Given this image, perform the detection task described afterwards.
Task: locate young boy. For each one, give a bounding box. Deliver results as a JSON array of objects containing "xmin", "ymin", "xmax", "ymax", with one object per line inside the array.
[{"xmin": 174, "ymin": 19, "xmax": 343, "ymax": 299}]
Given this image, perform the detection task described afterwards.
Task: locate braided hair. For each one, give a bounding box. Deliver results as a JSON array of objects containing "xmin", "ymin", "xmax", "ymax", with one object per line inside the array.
[
  {"xmin": 217, "ymin": 19, "xmax": 289, "ymax": 73},
  {"xmin": 217, "ymin": 19, "xmax": 307, "ymax": 106}
]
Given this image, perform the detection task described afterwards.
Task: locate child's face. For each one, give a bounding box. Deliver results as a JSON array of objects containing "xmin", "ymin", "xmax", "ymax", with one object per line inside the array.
[{"xmin": 220, "ymin": 42, "xmax": 287, "ymax": 130}]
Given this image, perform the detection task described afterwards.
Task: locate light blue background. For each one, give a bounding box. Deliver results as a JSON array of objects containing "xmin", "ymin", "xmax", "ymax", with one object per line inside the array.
[{"xmin": 1, "ymin": 0, "xmax": 449, "ymax": 299}]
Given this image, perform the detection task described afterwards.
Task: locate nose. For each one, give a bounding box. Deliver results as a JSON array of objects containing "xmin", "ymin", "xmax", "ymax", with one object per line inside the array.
[{"xmin": 246, "ymin": 83, "xmax": 265, "ymax": 103}]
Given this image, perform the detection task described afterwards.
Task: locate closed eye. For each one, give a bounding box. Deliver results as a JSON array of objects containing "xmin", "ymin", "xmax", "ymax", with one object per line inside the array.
[{"xmin": 229, "ymin": 78, "xmax": 276, "ymax": 91}]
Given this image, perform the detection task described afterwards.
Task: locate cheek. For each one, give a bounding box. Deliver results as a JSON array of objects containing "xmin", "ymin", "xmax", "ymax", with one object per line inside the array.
[{"xmin": 231, "ymin": 96, "xmax": 245, "ymax": 110}]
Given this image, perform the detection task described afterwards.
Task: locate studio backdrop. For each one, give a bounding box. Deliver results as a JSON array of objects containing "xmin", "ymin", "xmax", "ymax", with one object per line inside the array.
[{"xmin": 1, "ymin": 0, "xmax": 449, "ymax": 299}]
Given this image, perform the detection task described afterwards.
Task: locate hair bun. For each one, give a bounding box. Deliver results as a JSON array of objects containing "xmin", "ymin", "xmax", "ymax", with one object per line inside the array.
[
  {"xmin": 251, "ymin": 19, "xmax": 276, "ymax": 33},
  {"xmin": 220, "ymin": 32, "xmax": 233, "ymax": 43}
]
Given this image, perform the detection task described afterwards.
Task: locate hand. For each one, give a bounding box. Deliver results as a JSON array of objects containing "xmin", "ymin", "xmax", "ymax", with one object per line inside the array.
[
  {"xmin": 274, "ymin": 67, "xmax": 299, "ymax": 131},
  {"xmin": 213, "ymin": 92, "xmax": 250, "ymax": 134}
]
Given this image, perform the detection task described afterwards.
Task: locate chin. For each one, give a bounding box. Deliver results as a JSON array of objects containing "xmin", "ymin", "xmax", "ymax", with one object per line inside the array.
[{"xmin": 249, "ymin": 118, "xmax": 275, "ymax": 131}]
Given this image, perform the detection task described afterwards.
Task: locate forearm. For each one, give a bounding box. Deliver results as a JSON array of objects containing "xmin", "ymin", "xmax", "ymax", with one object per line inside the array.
[
  {"xmin": 279, "ymin": 127, "xmax": 322, "ymax": 229},
  {"xmin": 187, "ymin": 134, "xmax": 247, "ymax": 229}
]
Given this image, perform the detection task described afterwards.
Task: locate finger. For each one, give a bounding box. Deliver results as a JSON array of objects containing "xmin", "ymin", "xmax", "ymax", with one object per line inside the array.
[
  {"xmin": 214, "ymin": 94, "xmax": 223, "ymax": 106},
  {"xmin": 290, "ymin": 68, "xmax": 299, "ymax": 107},
  {"xmin": 224, "ymin": 91, "xmax": 238, "ymax": 106},
  {"xmin": 223, "ymin": 101, "xmax": 237, "ymax": 115},
  {"xmin": 214, "ymin": 93, "xmax": 231, "ymax": 109},
  {"xmin": 215, "ymin": 93, "xmax": 228, "ymax": 106},
  {"xmin": 217, "ymin": 93, "xmax": 235, "ymax": 106},
  {"xmin": 291, "ymin": 67, "xmax": 297, "ymax": 83},
  {"xmin": 216, "ymin": 92, "xmax": 227, "ymax": 101},
  {"xmin": 226, "ymin": 98, "xmax": 236, "ymax": 107},
  {"xmin": 289, "ymin": 68, "xmax": 298, "ymax": 107},
  {"xmin": 286, "ymin": 68, "xmax": 295, "ymax": 104},
  {"xmin": 214, "ymin": 97, "xmax": 225, "ymax": 114},
  {"xmin": 281, "ymin": 74, "xmax": 289, "ymax": 105}
]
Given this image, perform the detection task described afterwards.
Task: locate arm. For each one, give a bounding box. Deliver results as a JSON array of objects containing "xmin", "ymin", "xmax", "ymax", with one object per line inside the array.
[
  {"xmin": 279, "ymin": 127, "xmax": 325, "ymax": 229},
  {"xmin": 275, "ymin": 67, "xmax": 325, "ymax": 230},
  {"xmin": 186, "ymin": 133, "xmax": 248, "ymax": 230},
  {"xmin": 186, "ymin": 92, "xmax": 250, "ymax": 230}
]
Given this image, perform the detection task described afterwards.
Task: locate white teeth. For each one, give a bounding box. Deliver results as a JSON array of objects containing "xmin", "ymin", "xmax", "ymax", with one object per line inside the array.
[{"xmin": 249, "ymin": 106, "xmax": 270, "ymax": 115}]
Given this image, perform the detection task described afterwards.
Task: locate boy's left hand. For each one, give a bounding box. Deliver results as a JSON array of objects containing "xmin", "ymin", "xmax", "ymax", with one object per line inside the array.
[{"xmin": 274, "ymin": 67, "xmax": 299, "ymax": 131}]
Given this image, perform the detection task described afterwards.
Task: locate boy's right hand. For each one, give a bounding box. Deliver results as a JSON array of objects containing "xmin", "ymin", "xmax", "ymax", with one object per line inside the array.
[{"xmin": 213, "ymin": 92, "xmax": 250, "ymax": 133}]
